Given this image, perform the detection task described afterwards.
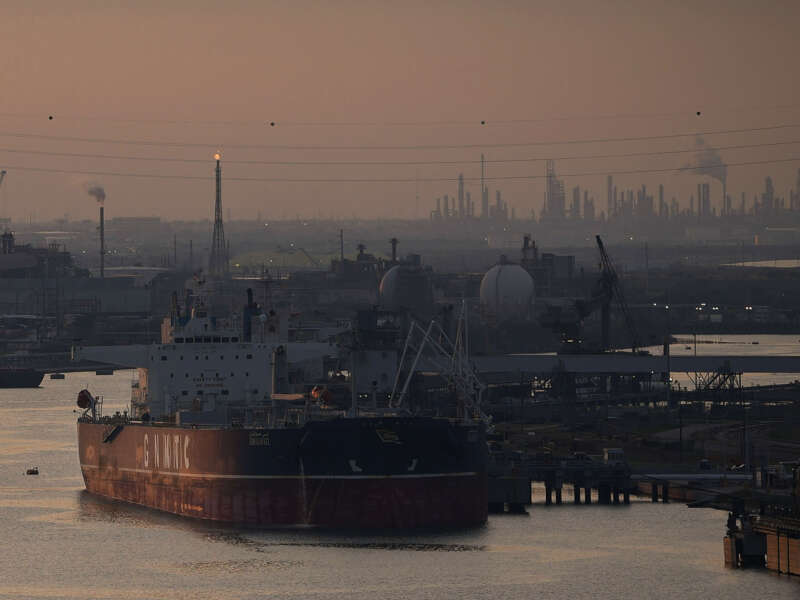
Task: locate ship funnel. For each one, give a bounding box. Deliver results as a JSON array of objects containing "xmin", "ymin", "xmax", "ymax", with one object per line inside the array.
[
  {"xmin": 243, "ymin": 288, "xmax": 255, "ymax": 342},
  {"xmin": 271, "ymin": 345, "xmax": 288, "ymax": 394}
]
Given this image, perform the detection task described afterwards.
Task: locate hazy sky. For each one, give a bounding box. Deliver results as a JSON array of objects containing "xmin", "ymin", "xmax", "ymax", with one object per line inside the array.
[{"xmin": 0, "ymin": 0, "xmax": 798, "ymax": 221}]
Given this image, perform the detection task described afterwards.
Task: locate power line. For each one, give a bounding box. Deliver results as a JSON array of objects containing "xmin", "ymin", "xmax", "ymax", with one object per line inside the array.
[
  {"xmin": 0, "ymin": 139, "xmax": 799, "ymax": 167},
  {"xmin": 0, "ymin": 123, "xmax": 799, "ymax": 151},
  {"xmin": 1, "ymin": 102, "xmax": 799, "ymax": 127},
  {"xmin": 2, "ymin": 156, "xmax": 798, "ymax": 184}
]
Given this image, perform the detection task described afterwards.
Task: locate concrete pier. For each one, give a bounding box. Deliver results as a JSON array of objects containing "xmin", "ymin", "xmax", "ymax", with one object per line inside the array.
[{"xmin": 488, "ymin": 449, "xmax": 634, "ymax": 511}]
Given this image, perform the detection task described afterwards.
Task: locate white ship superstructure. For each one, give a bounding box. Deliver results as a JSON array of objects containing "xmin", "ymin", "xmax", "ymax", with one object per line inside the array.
[{"xmin": 74, "ymin": 284, "xmax": 335, "ymax": 423}]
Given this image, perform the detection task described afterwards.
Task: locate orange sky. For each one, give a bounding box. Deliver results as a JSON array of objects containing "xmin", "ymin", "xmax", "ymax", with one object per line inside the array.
[{"xmin": 0, "ymin": 0, "xmax": 798, "ymax": 221}]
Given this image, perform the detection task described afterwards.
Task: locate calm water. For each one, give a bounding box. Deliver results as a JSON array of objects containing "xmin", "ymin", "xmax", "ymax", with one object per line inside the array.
[
  {"xmin": 1, "ymin": 367, "xmax": 798, "ymax": 599},
  {"xmin": 647, "ymin": 333, "xmax": 800, "ymax": 388}
]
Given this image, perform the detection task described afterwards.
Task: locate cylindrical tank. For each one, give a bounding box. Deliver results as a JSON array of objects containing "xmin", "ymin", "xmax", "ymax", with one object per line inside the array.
[{"xmin": 479, "ymin": 260, "xmax": 534, "ymax": 321}]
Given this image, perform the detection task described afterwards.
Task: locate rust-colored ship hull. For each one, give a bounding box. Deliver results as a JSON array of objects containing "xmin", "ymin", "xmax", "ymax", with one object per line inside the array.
[{"xmin": 78, "ymin": 417, "xmax": 487, "ymax": 529}]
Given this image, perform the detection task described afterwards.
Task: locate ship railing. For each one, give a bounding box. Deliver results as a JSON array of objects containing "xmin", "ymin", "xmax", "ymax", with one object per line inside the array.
[
  {"xmin": 96, "ymin": 395, "xmax": 103, "ymax": 418},
  {"xmin": 265, "ymin": 406, "xmax": 348, "ymax": 428}
]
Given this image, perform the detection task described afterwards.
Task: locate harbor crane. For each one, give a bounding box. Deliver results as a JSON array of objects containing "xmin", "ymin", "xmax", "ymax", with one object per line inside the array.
[
  {"xmin": 275, "ymin": 244, "xmax": 320, "ymax": 267},
  {"xmin": 595, "ymin": 235, "xmax": 641, "ymax": 353},
  {"xmin": 539, "ymin": 235, "xmax": 641, "ymax": 354}
]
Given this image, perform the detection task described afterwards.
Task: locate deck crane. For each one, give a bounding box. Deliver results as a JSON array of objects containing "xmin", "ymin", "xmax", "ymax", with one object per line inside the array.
[
  {"xmin": 390, "ymin": 302, "xmax": 489, "ymax": 425},
  {"xmin": 595, "ymin": 235, "xmax": 641, "ymax": 353}
]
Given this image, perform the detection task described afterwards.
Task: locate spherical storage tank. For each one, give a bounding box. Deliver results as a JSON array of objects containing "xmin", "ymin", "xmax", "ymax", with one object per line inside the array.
[
  {"xmin": 379, "ymin": 265, "xmax": 434, "ymax": 315},
  {"xmin": 479, "ymin": 260, "xmax": 534, "ymax": 321}
]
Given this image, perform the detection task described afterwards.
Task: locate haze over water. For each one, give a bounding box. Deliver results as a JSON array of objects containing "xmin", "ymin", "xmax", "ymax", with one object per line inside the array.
[{"xmin": 1, "ymin": 368, "xmax": 797, "ymax": 599}]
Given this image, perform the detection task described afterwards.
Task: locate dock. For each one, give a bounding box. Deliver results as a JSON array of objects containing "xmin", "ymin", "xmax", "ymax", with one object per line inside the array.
[{"xmin": 488, "ymin": 450, "xmax": 636, "ymax": 513}]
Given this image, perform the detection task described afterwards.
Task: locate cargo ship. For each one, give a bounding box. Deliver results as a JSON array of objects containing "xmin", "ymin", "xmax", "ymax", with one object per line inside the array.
[
  {"xmin": 0, "ymin": 367, "xmax": 44, "ymax": 388},
  {"xmin": 74, "ymin": 285, "xmax": 488, "ymax": 529}
]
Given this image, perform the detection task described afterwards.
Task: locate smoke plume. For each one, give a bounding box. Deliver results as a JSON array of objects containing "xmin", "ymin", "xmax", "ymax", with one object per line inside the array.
[
  {"xmin": 87, "ymin": 185, "xmax": 105, "ymax": 204},
  {"xmin": 683, "ymin": 136, "xmax": 727, "ymax": 183}
]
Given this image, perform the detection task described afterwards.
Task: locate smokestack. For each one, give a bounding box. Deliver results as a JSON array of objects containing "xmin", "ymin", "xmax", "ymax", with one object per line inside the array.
[
  {"xmin": 683, "ymin": 136, "xmax": 727, "ymax": 214},
  {"xmin": 100, "ymin": 204, "xmax": 104, "ymax": 278},
  {"xmin": 88, "ymin": 185, "xmax": 106, "ymax": 279},
  {"xmin": 457, "ymin": 174, "xmax": 464, "ymax": 218},
  {"xmin": 390, "ymin": 237, "xmax": 398, "ymax": 263},
  {"xmin": 481, "ymin": 154, "xmax": 489, "ymax": 219}
]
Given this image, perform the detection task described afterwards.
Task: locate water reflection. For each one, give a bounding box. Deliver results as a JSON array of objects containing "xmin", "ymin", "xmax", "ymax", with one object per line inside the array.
[
  {"xmin": 77, "ymin": 490, "xmax": 488, "ymax": 551},
  {"xmin": 206, "ymin": 530, "xmax": 487, "ymax": 552}
]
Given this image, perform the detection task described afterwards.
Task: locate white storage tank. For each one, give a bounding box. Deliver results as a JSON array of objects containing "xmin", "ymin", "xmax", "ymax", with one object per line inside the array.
[
  {"xmin": 379, "ymin": 263, "xmax": 433, "ymax": 315},
  {"xmin": 479, "ymin": 256, "xmax": 534, "ymax": 321}
]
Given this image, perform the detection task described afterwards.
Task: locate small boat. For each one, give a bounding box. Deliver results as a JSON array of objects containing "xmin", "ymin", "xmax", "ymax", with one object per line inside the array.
[
  {"xmin": 26, "ymin": 467, "xmax": 39, "ymax": 475},
  {"xmin": 49, "ymin": 373, "xmax": 65, "ymax": 380}
]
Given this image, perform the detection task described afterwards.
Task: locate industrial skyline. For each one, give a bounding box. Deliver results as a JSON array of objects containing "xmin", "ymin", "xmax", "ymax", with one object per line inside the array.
[{"xmin": 0, "ymin": 1, "xmax": 799, "ymax": 221}]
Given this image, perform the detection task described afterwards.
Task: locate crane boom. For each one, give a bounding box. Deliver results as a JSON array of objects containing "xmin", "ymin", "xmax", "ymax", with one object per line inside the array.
[
  {"xmin": 298, "ymin": 247, "xmax": 319, "ymax": 267},
  {"xmin": 595, "ymin": 235, "xmax": 641, "ymax": 353}
]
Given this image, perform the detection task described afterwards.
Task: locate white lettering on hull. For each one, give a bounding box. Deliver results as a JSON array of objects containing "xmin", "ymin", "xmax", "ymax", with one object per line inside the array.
[{"xmin": 141, "ymin": 432, "xmax": 191, "ymax": 472}]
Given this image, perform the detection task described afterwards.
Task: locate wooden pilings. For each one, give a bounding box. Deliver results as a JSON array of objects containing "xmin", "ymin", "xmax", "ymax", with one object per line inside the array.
[
  {"xmin": 648, "ymin": 481, "xmax": 671, "ymax": 503},
  {"xmin": 598, "ymin": 484, "xmax": 611, "ymax": 504},
  {"xmin": 487, "ymin": 475, "xmax": 531, "ymax": 514}
]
